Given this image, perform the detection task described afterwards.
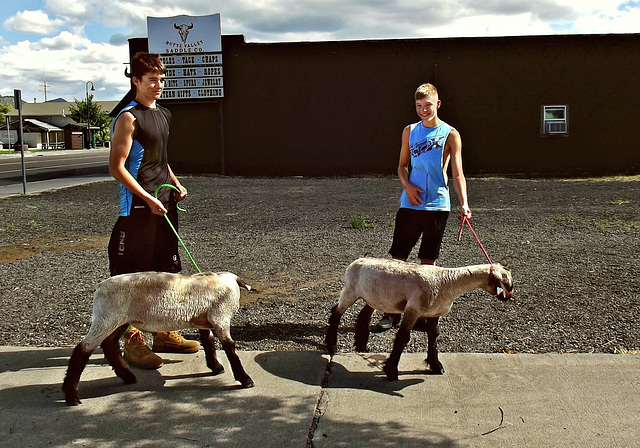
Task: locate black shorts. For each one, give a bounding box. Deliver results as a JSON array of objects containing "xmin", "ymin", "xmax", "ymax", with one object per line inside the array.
[
  {"xmin": 108, "ymin": 195, "xmax": 181, "ymax": 276},
  {"xmin": 389, "ymin": 208, "xmax": 449, "ymax": 261}
]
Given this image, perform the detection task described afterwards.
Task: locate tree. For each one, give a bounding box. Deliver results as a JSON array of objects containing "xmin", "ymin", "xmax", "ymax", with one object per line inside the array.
[
  {"xmin": 68, "ymin": 95, "xmax": 111, "ymax": 146},
  {"xmin": 0, "ymin": 102, "xmax": 11, "ymax": 124}
]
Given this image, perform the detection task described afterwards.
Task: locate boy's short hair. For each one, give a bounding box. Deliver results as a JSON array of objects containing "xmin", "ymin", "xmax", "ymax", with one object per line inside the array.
[
  {"xmin": 130, "ymin": 52, "xmax": 166, "ymax": 79},
  {"xmin": 414, "ymin": 83, "xmax": 438, "ymax": 100}
]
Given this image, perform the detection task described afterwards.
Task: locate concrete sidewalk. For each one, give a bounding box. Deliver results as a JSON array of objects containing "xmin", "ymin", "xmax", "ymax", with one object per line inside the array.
[
  {"xmin": 0, "ymin": 347, "xmax": 638, "ymax": 447},
  {"xmin": 0, "ymin": 174, "xmax": 112, "ymax": 198}
]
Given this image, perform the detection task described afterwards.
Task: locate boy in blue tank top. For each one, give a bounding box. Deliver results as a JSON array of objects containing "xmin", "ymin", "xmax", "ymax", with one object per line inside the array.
[
  {"xmin": 373, "ymin": 83, "xmax": 472, "ymax": 332},
  {"xmin": 107, "ymin": 52, "xmax": 200, "ymax": 368}
]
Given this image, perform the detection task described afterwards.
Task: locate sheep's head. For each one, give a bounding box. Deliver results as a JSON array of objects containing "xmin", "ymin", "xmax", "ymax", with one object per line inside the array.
[{"xmin": 488, "ymin": 260, "xmax": 513, "ymax": 301}]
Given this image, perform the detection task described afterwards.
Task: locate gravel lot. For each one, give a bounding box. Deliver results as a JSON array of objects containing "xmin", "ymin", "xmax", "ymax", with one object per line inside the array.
[{"xmin": 1, "ymin": 176, "xmax": 638, "ymax": 355}]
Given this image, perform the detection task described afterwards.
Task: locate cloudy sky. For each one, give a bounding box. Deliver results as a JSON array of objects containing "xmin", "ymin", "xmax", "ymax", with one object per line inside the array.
[{"xmin": 1, "ymin": 0, "xmax": 639, "ymax": 103}]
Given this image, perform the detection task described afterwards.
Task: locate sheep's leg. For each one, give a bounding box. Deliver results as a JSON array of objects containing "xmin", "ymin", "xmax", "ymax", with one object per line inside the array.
[
  {"xmin": 327, "ymin": 285, "xmax": 360, "ymax": 355},
  {"xmin": 63, "ymin": 320, "xmax": 130, "ymax": 405},
  {"xmin": 425, "ymin": 317, "xmax": 445, "ymax": 374},
  {"xmin": 326, "ymin": 304, "xmax": 343, "ymax": 355},
  {"xmin": 62, "ymin": 342, "xmax": 95, "ymax": 406},
  {"xmin": 101, "ymin": 324, "xmax": 136, "ymax": 384},
  {"xmin": 214, "ymin": 325, "xmax": 254, "ymax": 388},
  {"xmin": 199, "ymin": 329, "xmax": 224, "ymax": 375},
  {"xmin": 354, "ymin": 304, "xmax": 374, "ymax": 352},
  {"xmin": 383, "ymin": 326, "xmax": 411, "ymax": 381},
  {"xmin": 383, "ymin": 312, "xmax": 418, "ymax": 381}
]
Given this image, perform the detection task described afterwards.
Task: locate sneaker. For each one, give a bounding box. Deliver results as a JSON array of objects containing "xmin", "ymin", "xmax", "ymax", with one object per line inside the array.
[
  {"xmin": 371, "ymin": 313, "xmax": 401, "ymax": 332},
  {"xmin": 124, "ymin": 330, "xmax": 163, "ymax": 369},
  {"xmin": 152, "ymin": 331, "xmax": 201, "ymax": 353}
]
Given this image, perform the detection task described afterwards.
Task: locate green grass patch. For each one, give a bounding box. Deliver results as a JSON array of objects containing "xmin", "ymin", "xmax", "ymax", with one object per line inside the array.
[
  {"xmin": 349, "ymin": 213, "xmax": 375, "ymax": 229},
  {"xmin": 597, "ymin": 216, "xmax": 639, "ymax": 233},
  {"xmin": 554, "ymin": 214, "xmax": 576, "ymax": 223},
  {"xmin": 610, "ymin": 199, "xmax": 630, "ymax": 205},
  {"xmin": 614, "ymin": 347, "xmax": 640, "ymax": 355}
]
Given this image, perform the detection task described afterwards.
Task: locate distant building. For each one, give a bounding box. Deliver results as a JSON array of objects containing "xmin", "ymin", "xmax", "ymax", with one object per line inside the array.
[{"xmin": 2, "ymin": 100, "xmax": 118, "ymax": 150}]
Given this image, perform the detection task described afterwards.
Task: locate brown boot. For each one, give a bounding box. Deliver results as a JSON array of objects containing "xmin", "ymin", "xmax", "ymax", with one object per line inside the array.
[
  {"xmin": 152, "ymin": 331, "xmax": 201, "ymax": 353},
  {"xmin": 124, "ymin": 329, "xmax": 163, "ymax": 369}
]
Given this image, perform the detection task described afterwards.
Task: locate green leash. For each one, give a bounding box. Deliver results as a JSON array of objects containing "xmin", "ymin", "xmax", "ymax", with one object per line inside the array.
[{"xmin": 154, "ymin": 184, "xmax": 202, "ymax": 273}]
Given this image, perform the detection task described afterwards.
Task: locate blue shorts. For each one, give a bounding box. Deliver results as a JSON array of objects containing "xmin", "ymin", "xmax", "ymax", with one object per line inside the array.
[{"xmin": 389, "ymin": 208, "xmax": 449, "ymax": 260}]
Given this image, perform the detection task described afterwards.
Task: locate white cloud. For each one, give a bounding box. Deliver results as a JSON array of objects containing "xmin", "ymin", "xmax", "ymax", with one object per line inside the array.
[
  {"xmin": 570, "ymin": 3, "xmax": 640, "ymax": 34},
  {"xmin": 0, "ymin": 33, "xmax": 130, "ymax": 102},
  {"xmin": 44, "ymin": 0, "xmax": 92, "ymax": 19},
  {"xmin": 414, "ymin": 12, "xmax": 557, "ymax": 39},
  {"xmin": 3, "ymin": 10, "xmax": 65, "ymax": 35},
  {"xmin": 35, "ymin": 31, "xmax": 90, "ymax": 50},
  {"xmin": 2, "ymin": 0, "xmax": 640, "ymax": 101}
]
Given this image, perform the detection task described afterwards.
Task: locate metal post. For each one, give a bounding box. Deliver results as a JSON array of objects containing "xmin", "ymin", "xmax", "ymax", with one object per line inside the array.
[
  {"xmin": 85, "ymin": 81, "xmax": 94, "ymax": 148},
  {"xmin": 5, "ymin": 116, "xmax": 10, "ymax": 148},
  {"xmin": 14, "ymin": 89, "xmax": 26, "ymax": 194}
]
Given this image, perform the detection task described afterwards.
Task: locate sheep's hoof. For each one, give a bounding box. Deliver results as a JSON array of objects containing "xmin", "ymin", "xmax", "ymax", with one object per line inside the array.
[
  {"xmin": 208, "ymin": 362, "xmax": 225, "ymax": 375},
  {"xmin": 425, "ymin": 359, "xmax": 445, "ymax": 375},
  {"xmin": 240, "ymin": 377, "xmax": 255, "ymax": 388},
  {"xmin": 383, "ymin": 364, "xmax": 399, "ymax": 382},
  {"xmin": 65, "ymin": 394, "xmax": 81, "ymax": 406},
  {"xmin": 62, "ymin": 382, "xmax": 81, "ymax": 405},
  {"xmin": 118, "ymin": 370, "xmax": 137, "ymax": 384}
]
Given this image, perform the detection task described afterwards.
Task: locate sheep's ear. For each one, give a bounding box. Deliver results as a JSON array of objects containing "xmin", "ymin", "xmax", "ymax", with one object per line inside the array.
[{"xmin": 498, "ymin": 257, "xmax": 509, "ymax": 269}]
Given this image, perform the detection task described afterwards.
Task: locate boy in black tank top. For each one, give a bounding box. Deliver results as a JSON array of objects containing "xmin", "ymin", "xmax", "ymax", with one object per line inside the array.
[{"xmin": 108, "ymin": 52, "xmax": 200, "ymax": 369}]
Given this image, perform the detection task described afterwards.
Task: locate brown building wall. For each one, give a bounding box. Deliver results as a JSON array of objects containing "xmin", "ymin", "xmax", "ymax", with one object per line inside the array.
[{"xmin": 127, "ymin": 34, "xmax": 640, "ymax": 177}]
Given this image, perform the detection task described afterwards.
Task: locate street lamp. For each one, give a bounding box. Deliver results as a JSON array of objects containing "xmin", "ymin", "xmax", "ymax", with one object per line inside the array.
[{"xmin": 85, "ymin": 81, "xmax": 95, "ymax": 148}]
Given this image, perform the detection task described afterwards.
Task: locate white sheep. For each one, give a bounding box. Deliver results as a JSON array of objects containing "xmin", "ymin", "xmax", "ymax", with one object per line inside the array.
[
  {"xmin": 63, "ymin": 271, "xmax": 254, "ymax": 405},
  {"xmin": 326, "ymin": 257, "xmax": 513, "ymax": 381}
]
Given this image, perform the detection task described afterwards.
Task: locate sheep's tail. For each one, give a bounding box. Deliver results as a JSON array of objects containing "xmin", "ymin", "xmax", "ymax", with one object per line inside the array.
[{"xmin": 236, "ymin": 277, "xmax": 254, "ymax": 291}]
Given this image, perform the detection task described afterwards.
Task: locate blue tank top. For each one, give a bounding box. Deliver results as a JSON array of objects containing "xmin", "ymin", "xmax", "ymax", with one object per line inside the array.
[
  {"xmin": 111, "ymin": 101, "xmax": 173, "ymax": 216},
  {"xmin": 399, "ymin": 121, "xmax": 453, "ymax": 211}
]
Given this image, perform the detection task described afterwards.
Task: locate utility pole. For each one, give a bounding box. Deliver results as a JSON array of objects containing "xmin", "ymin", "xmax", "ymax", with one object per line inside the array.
[{"xmin": 40, "ymin": 70, "xmax": 51, "ymax": 102}]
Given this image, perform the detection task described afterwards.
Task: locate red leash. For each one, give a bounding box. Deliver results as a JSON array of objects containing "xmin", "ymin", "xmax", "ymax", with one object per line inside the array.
[
  {"xmin": 457, "ymin": 215, "xmax": 493, "ymax": 265},
  {"xmin": 458, "ymin": 216, "xmax": 513, "ymax": 297}
]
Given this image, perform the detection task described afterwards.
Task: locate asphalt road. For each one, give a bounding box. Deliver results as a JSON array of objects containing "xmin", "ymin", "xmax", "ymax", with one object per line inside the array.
[{"xmin": 0, "ymin": 148, "xmax": 109, "ymax": 186}]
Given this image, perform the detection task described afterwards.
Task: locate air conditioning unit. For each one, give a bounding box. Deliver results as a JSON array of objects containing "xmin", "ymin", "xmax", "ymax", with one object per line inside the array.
[{"xmin": 546, "ymin": 121, "xmax": 567, "ymax": 134}]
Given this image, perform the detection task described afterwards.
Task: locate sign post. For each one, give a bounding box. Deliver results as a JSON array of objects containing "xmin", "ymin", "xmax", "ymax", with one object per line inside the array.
[{"xmin": 14, "ymin": 89, "xmax": 26, "ymax": 194}]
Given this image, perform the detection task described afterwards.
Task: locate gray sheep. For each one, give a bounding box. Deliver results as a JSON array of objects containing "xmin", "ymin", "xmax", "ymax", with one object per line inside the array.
[
  {"xmin": 326, "ymin": 258, "xmax": 514, "ymax": 381},
  {"xmin": 63, "ymin": 271, "xmax": 254, "ymax": 405}
]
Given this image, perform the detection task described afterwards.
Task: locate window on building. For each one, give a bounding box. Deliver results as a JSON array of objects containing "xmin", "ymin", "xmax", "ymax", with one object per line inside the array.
[{"xmin": 542, "ymin": 105, "xmax": 568, "ymax": 135}]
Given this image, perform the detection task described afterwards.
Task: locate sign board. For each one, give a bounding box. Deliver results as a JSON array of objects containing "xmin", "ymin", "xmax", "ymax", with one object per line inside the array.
[
  {"xmin": 165, "ymin": 77, "xmax": 223, "ymax": 88},
  {"xmin": 160, "ymin": 54, "xmax": 222, "ymax": 66},
  {"xmin": 165, "ymin": 66, "xmax": 223, "ymax": 78},
  {"xmin": 148, "ymin": 14, "xmax": 221, "ymax": 54},
  {"xmin": 147, "ymin": 14, "xmax": 224, "ymax": 99},
  {"xmin": 160, "ymin": 88, "xmax": 224, "ymax": 100}
]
